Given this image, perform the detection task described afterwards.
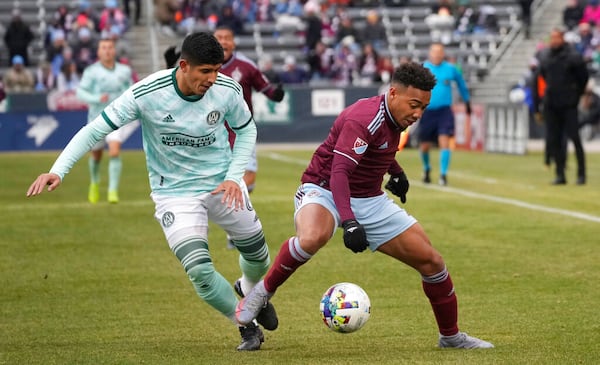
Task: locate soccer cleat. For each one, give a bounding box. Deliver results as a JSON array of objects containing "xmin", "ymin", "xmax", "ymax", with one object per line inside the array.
[
  {"xmin": 423, "ymin": 170, "xmax": 431, "ymax": 184},
  {"xmin": 439, "ymin": 174, "xmax": 447, "ymax": 186},
  {"xmin": 551, "ymin": 177, "xmax": 566, "ymax": 185},
  {"xmin": 236, "ymin": 322, "xmax": 264, "ymax": 351},
  {"xmin": 88, "ymin": 183, "xmax": 100, "ymax": 204},
  {"xmin": 235, "ymin": 279, "xmax": 278, "ymax": 330},
  {"xmin": 438, "ymin": 332, "xmax": 494, "ymax": 349},
  {"xmin": 236, "ymin": 280, "xmax": 274, "ymax": 327},
  {"xmin": 108, "ymin": 190, "xmax": 119, "ymax": 204}
]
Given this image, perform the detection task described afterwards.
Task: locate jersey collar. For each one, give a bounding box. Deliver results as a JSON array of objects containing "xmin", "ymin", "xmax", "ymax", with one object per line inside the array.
[
  {"xmin": 382, "ymin": 93, "xmax": 401, "ymax": 130},
  {"xmin": 172, "ymin": 67, "xmax": 203, "ymax": 102}
]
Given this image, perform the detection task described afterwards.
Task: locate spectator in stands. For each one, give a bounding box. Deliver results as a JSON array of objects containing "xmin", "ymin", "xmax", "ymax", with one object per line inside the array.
[
  {"xmin": 573, "ymin": 22, "xmax": 598, "ymax": 64},
  {"xmin": 154, "ymin": 0, "xmax": 180, "ymax": 35},
  {"xmin": 279, "ymin": 55, "xmax": 309, "ymax": 84},
  {"xmin": 358, "ymin": 43, "xmax": 379, "ymax": 85},
  {"xmin": 375, "ymin": 55, "xmax": 395, "ymax": 84},
  {"xmin": 217, "ymin": 5, "xmax": 244, "ymax": 35},
  {"xmin": 582, "ymin": 0, "xmax": 600, "ymax": 26},
  {"xmin": 534, "ymin": 27, "xmax": 588, "ymax": 185},
  {"xmin": 335, "ymin": 15, "xmax": 361, "ymax": 52},
  {"xmin": 35, "ymin": 60, "xmax": 56, "ymax": 92},
  {"xmin": 56, "ymin": 61, "xmax": 80, "ymax": 92},
  {"xmin": 431, "ymin": 0, "xmax": 454, "ymax": 14},
  {"xmin": 3, "ymin": 55, "xmax": 35, "ymax": 93},
  {"xmin": 72, "ymin": 1, "xmax": 99, "ymax": 33},
  {"xmin": 231, "ymin": 0, "xmax": 258, "ymax": 23},
  {"xmin": 3, "ymin": 9, "xmax": 35, "ymax": 67},
  {"xmin": 471, "ymin": 5, "xmax": 499, "ymax": 35},
  {"xmin": 303, "ymin": 0, "xmax": 323, "ymax": 51},
  {"xmin": 274, "ymin": 0, "xmax": 305, "ymax": 34},
  {"xmin": 578, "ymin": 79, "xmax": 600, "ymax": 140},
  {"xmin": 563, "ymin": 0, "xmax": 584, "ymax": 31},
  {"xmin": 46, "ymin": 28, "xmax": 68, "ymax": 76},
  {"xmin": 71, "ymin": 27, "xmax": 98, "ymax": 74},
  {"xmin": 123, "ymin": 0, "xmax": 142, "ymax": 25},
  {"xmin": 425, "ymin": 4, "xmax": 455, "ymax": 45},
  {"xmin": 99, "ymin": 0, "xmax": 129, "ymax": 38},
  {"xmin": 258, "ymin": 55, "xmax": 281, "ymax": 83},
  {"xmin": 0, "ymin": 79, "xmax": 6, "ymax": 105},
  {"xmin": 518, "ymin": 0, "xmax": 534, "ymax": 39},
  {"xmin": 361, "ymin": 10, "xmax": 387, "ymax": 53},
  {"xmin": 119, "ymin": 56, "xmax": 140, "ymax": 82},
  {"xmin": 54, "ymin": 4, "xmax": 74, "ymax": 35},
  {"xmin": 331, "ymin": 41, "xmax": 358, "ymax": 86},
  {"xmin": 307, "ymin": 40, "xmax": 335, "ymax": 81}
]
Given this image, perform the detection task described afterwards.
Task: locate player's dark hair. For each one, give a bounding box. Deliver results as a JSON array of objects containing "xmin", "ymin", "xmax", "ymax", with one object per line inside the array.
[
  {"xmin": 392, "ymin": 61, "xmax": 436, "ymax": 91},
  {"xmin": 214, "ymin": 25, "xmax": 235, "ymax": 35},
  {"xmin": 180, "ymin": 32, "xmax": 224, "ymax": 66}
]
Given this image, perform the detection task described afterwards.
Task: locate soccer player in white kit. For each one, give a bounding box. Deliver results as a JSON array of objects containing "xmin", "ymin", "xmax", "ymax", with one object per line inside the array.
[
  {"xmin": 27, "ymin": 32, "xmax": 277, "ymax": 351},
  {"xmin": 77, "ymin": 38, "xmax": 134, "ymax": 204}
]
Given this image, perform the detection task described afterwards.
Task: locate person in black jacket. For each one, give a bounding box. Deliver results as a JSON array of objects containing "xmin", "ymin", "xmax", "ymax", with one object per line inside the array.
[
  {"xmin": 3, "ymin": 9, "xmax": 34, "ymax": 67},
  {"xmin": 534, "ymin": 28, "xmax": 589, "ymax": 185}
]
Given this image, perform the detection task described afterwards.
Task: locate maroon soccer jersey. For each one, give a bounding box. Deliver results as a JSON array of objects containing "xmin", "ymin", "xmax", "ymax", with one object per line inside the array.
[
  {"xmin": 220, "ymin": 52, "xmax": 280, "ymax": 147},
  {"xmin": 220, "ymin": 52, "xmax": 277, "ymax": 114},
  {"xmin": 302, "ymin": 94, "xmax": 405, "ymax": 221}
]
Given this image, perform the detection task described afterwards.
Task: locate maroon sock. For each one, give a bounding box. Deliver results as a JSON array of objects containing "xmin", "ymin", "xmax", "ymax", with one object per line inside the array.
[
  {"xmin": 264, "ymin": 237, "xmax": 310, "ymax": 293},
  {"xmin": 422, "ymin": 269, "xmax": 459, "ymax": 336}
]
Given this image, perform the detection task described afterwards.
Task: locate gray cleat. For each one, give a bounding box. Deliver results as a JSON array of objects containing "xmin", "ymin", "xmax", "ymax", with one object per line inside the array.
[
  {"xmin": 235, "ymin": 279, "xmax": 278, "ymax": 330},
  {"xmin": 236, "ymin": 280, "xmax": 274, "ymax": 327},
  {"xmin": 438, "ymin": 332, "xmax": 494, "ymax": 349}
]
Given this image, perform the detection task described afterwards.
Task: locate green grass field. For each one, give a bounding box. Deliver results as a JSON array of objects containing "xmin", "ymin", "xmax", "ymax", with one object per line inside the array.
[{"xmin": 1, "ymin": 146, "xmax": 599, "ymax": 365}]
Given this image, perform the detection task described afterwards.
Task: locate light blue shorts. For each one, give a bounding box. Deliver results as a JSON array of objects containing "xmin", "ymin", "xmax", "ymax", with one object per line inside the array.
[{"xmin": 294, "ymin": 183, "xmax": 418, "ymax": 251}]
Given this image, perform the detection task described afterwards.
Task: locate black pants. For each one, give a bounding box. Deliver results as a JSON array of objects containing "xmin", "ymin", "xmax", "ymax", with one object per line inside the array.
[
  {"xmin": 544, "ymin": 105, "xmax": 586, "ymax": 179},
  {"xmin": 123, "ymin": 0, "xmax": 141, "ymax": 23}
]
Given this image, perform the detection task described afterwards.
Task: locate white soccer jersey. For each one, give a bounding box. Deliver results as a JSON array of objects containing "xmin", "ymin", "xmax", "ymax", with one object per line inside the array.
[
  {"xmin": 77, "ymin": 61, "xmax": 133, "ymax": 122},
  {"xmin": 50, "ymin": 68, "xmax": 255, "ymax": 196}
]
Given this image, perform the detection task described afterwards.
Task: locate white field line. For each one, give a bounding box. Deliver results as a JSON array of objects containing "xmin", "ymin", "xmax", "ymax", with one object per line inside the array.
[{"xmin": 264, "ymin": 152, "xmax": 600, "ymax": 224}]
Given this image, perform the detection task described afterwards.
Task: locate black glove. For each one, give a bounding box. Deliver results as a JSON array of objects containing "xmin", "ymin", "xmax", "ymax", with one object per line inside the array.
[
  {"xmin": 385, "ymin": 171, "xmax": 409, "ymax": 204},
  {"xmin": 342, "ymin": 219, "xmax": 369, "ymax": 253},
  {"xmin": 164, "ymin": 46, "xmax": 181, "ymax": 69},
  {"xmin": 465, "ymin": 102, "xmax": 472, "ymax": 116},
  {"xmin": 272, "ymin": 83, "xmax": 284, "ymax": 102}
]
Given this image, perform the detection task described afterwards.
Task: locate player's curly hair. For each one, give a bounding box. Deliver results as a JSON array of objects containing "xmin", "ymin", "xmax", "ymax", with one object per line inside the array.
[
  {"xmin": 180, "ymin": 32, "xmax": 224, "ymax": 66},
  {"xmin": 392, "ymin": 61, "xmax": 436, "ymax": 91}
]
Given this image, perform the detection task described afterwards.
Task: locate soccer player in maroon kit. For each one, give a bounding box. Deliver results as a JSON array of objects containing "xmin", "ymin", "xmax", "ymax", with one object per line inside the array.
[
  {"xmin": 214, "ymin": 26, "xmax": 284, "ymax": 193},
  {"xmin": 236, "ymin": 62, "xmax": 494, "ymax": 349}
]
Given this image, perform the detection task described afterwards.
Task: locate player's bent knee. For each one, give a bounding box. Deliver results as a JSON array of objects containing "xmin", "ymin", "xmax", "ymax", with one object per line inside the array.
[{"xmin": 187, "ymin": 261, "xmax": 216, "ymax": 285}]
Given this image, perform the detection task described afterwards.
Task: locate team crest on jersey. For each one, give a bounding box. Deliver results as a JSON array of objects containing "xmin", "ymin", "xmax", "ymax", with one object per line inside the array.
[
  {"xmin": 307, "ymin": 190, "xmax": 321, "ymax": 198},
  {"xmin": 231, "ymin": 67, "xmax": 242, "ymax": 82},
  {"xmin": 207, "ymin": 111, "xmax": 220, "ymax": 125},
  {"xmin": 352, "ymin": 137, "xmax": 368, "ymax": 154},
  {"xmin": 161, "ymin": 211, "xmax": 175, "ymax": 227}
]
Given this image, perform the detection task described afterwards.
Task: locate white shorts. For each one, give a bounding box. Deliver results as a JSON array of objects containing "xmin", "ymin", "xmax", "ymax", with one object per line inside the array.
[
  {"xmin": 92, "ymin": 120, "xmax": 140, "ymax": 151},
  {"xmin": 151, "ymin": 182, "xmax": 262, "ymax": 249},
  {"xmin": 294, "ymin": 183, "xmax": 417, "ymax": 251}
]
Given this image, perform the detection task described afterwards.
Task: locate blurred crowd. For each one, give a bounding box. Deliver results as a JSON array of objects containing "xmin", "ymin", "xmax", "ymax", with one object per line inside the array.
[{"xmin": 1, "ymin": 0, "xmax": 138, "ymax": 103}]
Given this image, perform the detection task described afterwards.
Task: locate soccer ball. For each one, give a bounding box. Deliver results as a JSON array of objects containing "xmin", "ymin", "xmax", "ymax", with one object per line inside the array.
[{"xmin": 319, "ymin": 282, "xmax": 371, "ymax": 333}]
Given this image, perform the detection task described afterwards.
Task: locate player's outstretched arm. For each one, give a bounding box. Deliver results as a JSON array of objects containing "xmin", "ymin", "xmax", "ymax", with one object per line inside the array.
[{"xmin": 26, "ymin": 173, "xmax": 62, "ymax": 197}]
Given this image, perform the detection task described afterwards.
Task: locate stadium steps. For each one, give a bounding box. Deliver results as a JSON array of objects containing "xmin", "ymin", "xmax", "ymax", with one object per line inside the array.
[{"xmin": 470, "ymin": 0, "xmax": 563, "ymax": 104}]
